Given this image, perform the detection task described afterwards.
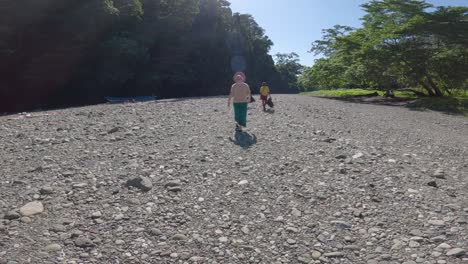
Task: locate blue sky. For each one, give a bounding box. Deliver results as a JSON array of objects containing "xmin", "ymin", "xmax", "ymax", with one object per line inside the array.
[{"xmin": 228, "ymin": 0, "xmax": 468, "ymax": 66}]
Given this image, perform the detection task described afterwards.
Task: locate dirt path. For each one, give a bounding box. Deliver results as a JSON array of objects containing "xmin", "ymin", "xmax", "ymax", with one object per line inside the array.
[{"xmin": 1, "ymin": 95, "xmax": 467, "ymax": 264}]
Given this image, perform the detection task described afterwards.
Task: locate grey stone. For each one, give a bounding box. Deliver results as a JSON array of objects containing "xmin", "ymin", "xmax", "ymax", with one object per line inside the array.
[
  {"xmin": 39, "ymin": 186, "xmax": 54, "ymax": 195},
  {"xmin": 108, "ymin": 127, "xmax": 120, "ymax": 134},
  {"xmin": 171, "ymin": 234, "xmax": 188, "ymax": 241},
  {"xmin": 291, "ymin": 208, "xmax": 302, "ymax": 217},
  {"xmin": 71, "ymin": 230, "xmax": 84, "ymax": 238},
  {"xmin": 126, "ymin": 176, "xmax": 153, "ymax": 192},
  {"xmin": 297, "ymin": 255, "xmax": 312, "ymax": 264},
  {"xmin": 433, "ymin": 169, "xmax": 446, "ymax": 179},
  {"xmin": 45, "ymin": 244, "xmax": 62, "ymax": 252},
  {"xmin": 446, "ymin": 248, "xmax": 466, "ymax": 257},
  {"xmin": 437, "ymin": 243, "xmax": 452, "ymax": 249},
  {"xmin": 74, "ymin": 237, "xmax": 95, "ymax": 248},
  {"xmin": 409, "ymin": 240, "xmax": 420, "ymax": 248},
  {"xmin": 91, "ymin": 211, "xmax": 102, "ymax": 219},
  {"xmin": 241, "ymin": 226, "xmax": 249, "ymax": 234},
  {"xmin": 330, "ymin": 220, "xmax": 352, "ymax": 229},
  {"xmin": 4, "ymin": 211, "xmax": 20, "ymax": 220},
  {"xmin": 286, "ymin": 227, "xmax": 299, "ymax": 233},
  {"xmin": 72, "ymin": 183, "xmax": 88, "ymax": 189},
  {"xmin": 164, "ymin": 180, "xmax": 181, "ymax": 188},
  {"xmin": 49, "ymin": 224, "xmax": 67, "ymax": 233},
  {"xmin": 430, "ymin": 235, "xmax": 446, "ymax": 242},
  {"xmin": 380, "ymin": 254, "xmax": 392, "ymax": 260},
  {"xmin": 323, "ymin": 252, "xmax": 345, "ymax": 258},
  {"xmin": 409, "ymin": 229, "xmax": 424, "ymax": 237},
  {"xmin": 167, "ymin": 186, "xmax": 182, "ymax": 192},
  {"xmin": 188, "ymin": 256, "xmax": 205, "ymax": 262},
  {"xmin": 428, "ymin": 219, "xmax": 445, "ymax": 226},
  {"xmin": 311, "ymin": 250, "xmax": 322, "ymax": 260},
  {"xmin": 149, "ymin": 228, "xmax": 163, "ymax": 236}
]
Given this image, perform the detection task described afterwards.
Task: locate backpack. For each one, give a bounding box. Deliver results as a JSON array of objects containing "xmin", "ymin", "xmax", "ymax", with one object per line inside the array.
[{"xmin": 266, "ymin": 97, "xmax": 274, "ymax": 108}]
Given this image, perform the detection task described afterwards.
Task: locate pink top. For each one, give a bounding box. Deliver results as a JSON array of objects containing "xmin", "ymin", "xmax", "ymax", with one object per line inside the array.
[{"xmin": 230, "ymin": 82, "xmax": 251, "ymax": 103}]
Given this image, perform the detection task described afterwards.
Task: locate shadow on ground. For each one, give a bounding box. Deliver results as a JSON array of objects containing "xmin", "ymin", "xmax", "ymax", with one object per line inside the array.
[
  {"xmin": 317, "ymin": 96, "xmax": 468, "ymax": 116},
  {"xmin": 406, "ymin": 97, "xmax": 468, "ymax": 116},
  {"xmin": 154, "ymin": 96, "xmax": 227, "ymax": 104},
  {"xmin": 229, "ymin": 131, "xmax": 257, "ymax": 149}
]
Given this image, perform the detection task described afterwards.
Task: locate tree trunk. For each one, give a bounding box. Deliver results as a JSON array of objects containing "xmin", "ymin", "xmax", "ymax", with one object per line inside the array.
[
  {"xmin": 419, "ymin": 81, "xmax": 435, "ymax": 96},
  {"xmin": 427, "ymin": 76, "xmax": 443, "ymax": 97},
  {"xmin": 399, "ymin": 88, "xmax": 427, "ymax": 97}
]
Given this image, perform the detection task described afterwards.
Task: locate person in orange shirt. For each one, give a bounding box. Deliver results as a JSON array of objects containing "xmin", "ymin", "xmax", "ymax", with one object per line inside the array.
[{"xmin": 259, "ymin": 82, "xmax": 270, "ymax": 111}]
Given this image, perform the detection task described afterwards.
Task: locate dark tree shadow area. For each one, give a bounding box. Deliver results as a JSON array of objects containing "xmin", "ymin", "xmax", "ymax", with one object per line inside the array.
[
  {"xmin": 317, "ymin": 96, "xmax": 468, "ymax": 116},
  {"xmin": 155, "ymin": 96, "xmax": 227, "ymax": 104},
  {"xmin": 229, "ymin": 131, "xmax": 257, "ymax": 149},
  {"xmin": 406, "ymin": 97, "xmax": 468, "ymax": 116},
  {"xmin": 320, "ymin": 96, "xmax": 414, "ymax": 107}
]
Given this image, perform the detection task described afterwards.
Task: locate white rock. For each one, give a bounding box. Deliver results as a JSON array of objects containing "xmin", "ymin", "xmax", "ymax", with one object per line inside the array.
[
  {"xmin": 292, "ymin": 208, "xmax": 302, "ymax": 217},
  {"xmin": 428, "ymin": 219, "xmax": 445, "ymax": 226},
  {"xmin": 352, "ymin": 152, "xmax": 364, "ymax": 159},
  {"xmin": 19, "ymin": 201, "xmax": 44, "ymax": 216},
  {"xmin": 409, "ymin": 240, "xmax": 420, "ymax": 248},
  {"xmin": 238, "ymin": 180, "xmax": 249, "ymax": 185},
  {"xmin": 437, "ymin": 243, "xmax": 452, "ymax": 249},
  {"xmin": 45, "ymin": 244, "xmax": 62, "ymax": 252}
]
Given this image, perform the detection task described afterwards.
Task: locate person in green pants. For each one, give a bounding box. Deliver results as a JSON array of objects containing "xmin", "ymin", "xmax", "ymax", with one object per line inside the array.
[{"xmin": 228, "ymin": 73, "xmax": 251, "ymax": 132}]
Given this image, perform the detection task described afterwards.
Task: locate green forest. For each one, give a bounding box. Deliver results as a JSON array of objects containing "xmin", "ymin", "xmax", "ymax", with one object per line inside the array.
[
  {"xmin": 0, "ymin": 0, "xmax": 300, "ymax": 112},
  {"xmin": 299, "ymin": 0, "xmax": 468, "ymax": 97},
  {"xmin": 1, "ymin": 0, "xmax": 467, "ymax": 112}
]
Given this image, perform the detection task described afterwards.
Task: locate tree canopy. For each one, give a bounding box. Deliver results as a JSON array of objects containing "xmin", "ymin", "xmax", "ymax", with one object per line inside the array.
[
  {"xmin": 0, "ymin": 0, "xmax": 297, "ymax": 112},
  {"xmin": 275, "ymin": 53, "xmax": 305, "ymax": 93},
  {"xmin": 300, "ymin": 0, "xmax": 468, "ymax": 96}
]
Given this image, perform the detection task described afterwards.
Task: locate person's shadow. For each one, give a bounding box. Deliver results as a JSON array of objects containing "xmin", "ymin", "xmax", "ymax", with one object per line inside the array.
[{"xmin": 229, "ymin": 131, "xmax": 257, "ymax": 149}]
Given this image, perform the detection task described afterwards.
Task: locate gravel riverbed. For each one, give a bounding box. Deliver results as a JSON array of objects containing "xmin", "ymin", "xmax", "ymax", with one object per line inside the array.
[{"xmin": 1, "ymin": 95, "xmax": 467, "ymax": 264}]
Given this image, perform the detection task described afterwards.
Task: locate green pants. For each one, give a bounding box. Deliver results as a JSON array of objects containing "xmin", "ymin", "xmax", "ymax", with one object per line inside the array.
[{"xmin": 233, "ymin": 103, "xmax": 248, "ymax": 127}]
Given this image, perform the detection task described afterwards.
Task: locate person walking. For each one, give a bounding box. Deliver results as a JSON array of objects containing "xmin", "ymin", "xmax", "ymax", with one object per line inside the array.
[
  {"xmin": 259, "ymin": 82, "xmax": 270, "ymax": 111},
  {"xmin": 228, "ymin": 74, "xmax": 251, "ymax": 132}
]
